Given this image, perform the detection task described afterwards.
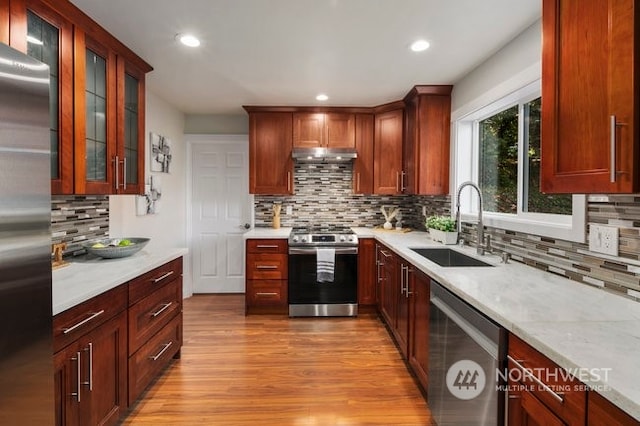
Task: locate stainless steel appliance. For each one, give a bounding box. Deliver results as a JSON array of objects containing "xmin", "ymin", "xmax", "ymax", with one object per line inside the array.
[
  {"xmin": 428, "ymin": 281, "xmax": 506, "ymax": 426},
  {"xmin": 288, "ymin": 226, "xmax": 358, "ymax": 317},
  {"xmin": 0, "ymin": 43, "xmax": 53, "ymax": 424}
]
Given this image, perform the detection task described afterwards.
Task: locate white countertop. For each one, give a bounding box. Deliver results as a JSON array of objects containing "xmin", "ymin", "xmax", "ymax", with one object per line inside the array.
[
  {"xmin": 243, "ymin": 227, "xmax": 292, "ymax": 239},
  {"xmin": 52, "ymin": 247, "xmax": 188, "ymax": 316},
  {"xmin": 354, "ymin": 228, "xmax": 640, "ymax": 420}
]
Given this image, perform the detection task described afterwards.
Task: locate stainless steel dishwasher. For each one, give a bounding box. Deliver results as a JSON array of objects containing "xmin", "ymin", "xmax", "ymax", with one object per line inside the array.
[{"xmin": 428, "ymin": 281, "xmax": 506, "ymax": 426}]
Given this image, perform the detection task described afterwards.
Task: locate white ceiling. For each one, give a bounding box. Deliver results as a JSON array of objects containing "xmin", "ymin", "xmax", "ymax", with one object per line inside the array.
[{"xmin": 70, "ymin": 0, "xmax": 540, "ymax": 115}]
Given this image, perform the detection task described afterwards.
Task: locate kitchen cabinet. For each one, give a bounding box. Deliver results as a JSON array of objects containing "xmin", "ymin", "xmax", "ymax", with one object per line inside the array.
[
  {"xmin": 373, "ymin": 103, "xmax": 404, "ymax": 194},
  {"xmin": 540, "ymin": 0, "xmax": 639, "ymax": 193},
  {"xmin": 127, "ymin": 257, "xmax": 183, "ymax": 405},
  {"xmin": 245, "ymin": 239, "xmax": 288, "ymax": 314},
  {"xmin": 377, "ymin": 244, "xmax": 397, "ymax": 327},
  {"xmin": 353, "ymin": 113, "xmax": 374, "ymax": 194},
  {"xmin": 53, "ymin": 285, "xmax": 128, "ymax": 426},
  {"xmin": 357, "ymin": 238, "xmax": 376, "ymax": 306},
  {"xmin": 246, "ymin": 111, "xmax": 294, "ymax": 195},
  {"xmin": 588, "ymin": 391, "xmax": 638, "ymax": 426},
  {"xmin": 394, "ymin": 257, "xmax": 411, "ymax": 358},
  {"xmin": 403, "ymin": 85, "xmax": 452, "ymax": 195},
  {"xmin": 507, "ymin": 334, "xmax": 586, "ymax": 426},
  {"xmin": 0, "ymin": 0, "xmax": 7, "ymax": 44},
  {"xmin": 8, "ymin": 0, "xmax": 151, "ymax": 195},
  {"xmin": 408, "ymin": 269, "xmax": 429, "ymax": 391},
  {"xmin": 293, "ymin": 112, "xmax": 355, "ymax": 148},
  {"xmin": 9, "ymin": 0, "xmax": 74, "ymax": 194}
]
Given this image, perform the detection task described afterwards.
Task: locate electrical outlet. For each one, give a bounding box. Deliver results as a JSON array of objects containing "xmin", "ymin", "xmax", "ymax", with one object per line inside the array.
[
  {"xmin": 286, "ymin": 205, "xmax": 293, "ymax": 215},
  {"xmin": 589, "ymin": 224, "xmax": 619, "ymax": 256}
]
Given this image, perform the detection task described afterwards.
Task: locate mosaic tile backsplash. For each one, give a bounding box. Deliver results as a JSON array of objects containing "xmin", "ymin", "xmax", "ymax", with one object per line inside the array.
[{"xmin": 51, "ymin": 195, "xmax": 109, "ymax": 257}]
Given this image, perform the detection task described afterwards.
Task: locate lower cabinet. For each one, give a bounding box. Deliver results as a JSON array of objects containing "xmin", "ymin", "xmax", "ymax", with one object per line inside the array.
[
  {"xmin": 588, "ymin": 391, "xmax": 638, "ymax": 426},
  {"xmin": 245, "ymin": 239, "xmax": 288, "ymax": 314},
  {"xmin": 357, "ymin": 238, "xmax": 377, "ymax": 306},
  {"xmin": 377, "ymin": 244, "xmax": 397, "ymax": 328},
  {"xmin": 53, "ymin": 256, "xmax": 184, "ymax": 425},
  {"xmin": 408, "ymin": 269, "xmax": 430, "ymax": 391}
]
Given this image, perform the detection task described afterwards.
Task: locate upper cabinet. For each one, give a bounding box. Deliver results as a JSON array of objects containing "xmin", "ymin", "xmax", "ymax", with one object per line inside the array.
[
  {"xmin": 8, "ymin": 0, "xmax": 152, "ymax": 195},
  {"xmin": 373, "ymin": 103, "xmax": 404, "ymax": 195},
  {"xmin": 403, "ymin": 85, "xmax": 452, "ymax": 195},
  {"xmin": 293, "ymin": 112, "xmax": 355, "ymax": 148},
  {"xmin": 1, "ymin": 0, "xmax": 9, "ymax": 45},
  {"xmin": 541, "ymin": 0, "xmax": 639, "ymax": 193},
  {"xmin": 353, "ymin": 113, "xmax": 374, "ymax": 194},
  {"xmin": 246, "ymin": 111, "xmax": 293, "ymax": 195}
]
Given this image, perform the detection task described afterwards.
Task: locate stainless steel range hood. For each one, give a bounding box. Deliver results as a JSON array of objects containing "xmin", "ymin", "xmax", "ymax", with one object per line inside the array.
[{"xmin": 292, "ymin": 147, "xmax": 357, "ymax": 162}]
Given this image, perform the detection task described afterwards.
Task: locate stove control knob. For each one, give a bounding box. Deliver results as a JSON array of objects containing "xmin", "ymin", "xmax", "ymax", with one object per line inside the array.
[
  {"xmin": 301, "ymin": 237, "xmax": 307, "ymax": 243},
  {"xmin": 348, "ymin": 236, "xmax": 355, "ymax": 241},
  {"xmin": 339, "ymin": 235, "xmax": 346, "ymax": 242},
  {"xmin": 292, "ymin": 236, "xmax": 299, "ymax": 242}
]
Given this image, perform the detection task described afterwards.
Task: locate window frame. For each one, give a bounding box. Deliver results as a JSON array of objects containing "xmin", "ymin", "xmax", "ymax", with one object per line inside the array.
[{"xmin": 453, "ymin": 80, "xmax": 586, "ymax": 243}]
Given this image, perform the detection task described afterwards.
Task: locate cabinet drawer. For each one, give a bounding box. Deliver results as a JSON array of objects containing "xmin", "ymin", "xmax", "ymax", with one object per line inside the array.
[
  {"xmin": 53, "ymin": 284, "xmax": 127, "ymax": 353},
  {"xmin": 246, "ymin": 280, "xmax": 287, "ymax": 307},
  {"xmin": 128, "ymin": 277, "xmax": 182, "ymax": 356},
  {"xmin": 128, "ymin": 312, "xmax": 182, "ymax": 405},
  {"xmin": 509, "ymin": 335, "xmax": 586, "ymax": 424},
  {"xmin": 246, "ymin": 253, "xmax": 287, "ymax": 279},
  {"xmin": 246, "ymin": 239, "xmax": 287, "ymax": 254},
  {"xmin": 129, "ymin": 257, "xmax": 183, "ymax": 306}
]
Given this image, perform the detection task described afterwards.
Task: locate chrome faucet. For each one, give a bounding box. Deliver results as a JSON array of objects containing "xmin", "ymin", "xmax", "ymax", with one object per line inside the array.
[{"xmin": 455, "ymin": 181, "xmax": 486, "ymax": 255}]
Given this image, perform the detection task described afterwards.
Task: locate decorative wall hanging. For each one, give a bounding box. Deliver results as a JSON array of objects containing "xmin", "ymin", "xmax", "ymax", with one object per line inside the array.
[{"xmin": 150, "ymin": 132, "xmax": 172, "ymax": 173}]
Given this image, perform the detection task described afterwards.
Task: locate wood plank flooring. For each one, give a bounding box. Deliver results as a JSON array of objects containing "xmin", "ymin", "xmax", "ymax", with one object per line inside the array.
[{"xmin": 123, "ymin": 295, "xmax": 434, "ymax": 425}]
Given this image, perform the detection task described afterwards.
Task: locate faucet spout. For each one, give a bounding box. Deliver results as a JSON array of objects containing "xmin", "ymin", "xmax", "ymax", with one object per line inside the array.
[{"xmin": 455, "ymin": 181, "xmax": 485, "ymax": 255}]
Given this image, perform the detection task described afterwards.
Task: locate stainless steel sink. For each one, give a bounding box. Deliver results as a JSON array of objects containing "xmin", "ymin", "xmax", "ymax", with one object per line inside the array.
[{"xmin": 411, "ymin": 248, "xmax": 493, "ymax": 267}]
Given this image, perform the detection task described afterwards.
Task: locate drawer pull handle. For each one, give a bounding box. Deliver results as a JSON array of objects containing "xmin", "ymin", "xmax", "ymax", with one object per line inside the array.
[
  {"xmin": 71, "ymin": 351, "xmax": 81, "ymax": 402},
  {"xmin": 256, "ymin": 292, "xmax": 278, "ymax": 296},
  {"xmin": 150, "ymin": 341, "xmax": 173, "ymax": 361},
  {"xmin": 150, "ymin": 302, "xmax": 173, "ymax": 318},
  {"xmin": 380, "ymin": 249, "xmax": 392, "ymax": 258},
  {"xmin": 62, "ymin": 310, "xmax": 105, "ymax": 334},
  {"xmin": 507, "ymin": 355, "xmax": 565, "ymax": 404},
  {"xmin": 256, "ymin": 245, "xmax": 279, "ymax": 248},
  {"xmin": 256, "ymin": 265, "xmax": 278, "ymax": 269},
  {"xmin": 152, "ymin": 271, "xmax": 175, "ymax": 283}
]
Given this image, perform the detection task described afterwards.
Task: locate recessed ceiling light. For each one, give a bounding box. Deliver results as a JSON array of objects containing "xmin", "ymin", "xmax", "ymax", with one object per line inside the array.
[
  {"xmin": 176, "ymin": 34, "xmax": 201, "ymax": 47},
  {"xmin": 410, "ymin": 39, "xmax": 430, "ymax": 52},
  {"xmin": 316, "ymin": 94, "xmax": 329, "ymax": 101}
]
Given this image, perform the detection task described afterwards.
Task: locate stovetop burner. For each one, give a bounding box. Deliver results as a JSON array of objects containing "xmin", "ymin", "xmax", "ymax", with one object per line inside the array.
[
  {"xmin": 289, "ymin": 225, "xmax": 357, "ymax": 246},
  {"xmin": 291, "ymin": 225, "xmax": 355, "ymax": 235}
]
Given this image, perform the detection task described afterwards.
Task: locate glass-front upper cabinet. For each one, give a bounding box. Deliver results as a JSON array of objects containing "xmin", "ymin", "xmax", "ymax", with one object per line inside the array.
[{"xmin": 10, "ymin": 1, "xmax": 74, "ymax": 194}]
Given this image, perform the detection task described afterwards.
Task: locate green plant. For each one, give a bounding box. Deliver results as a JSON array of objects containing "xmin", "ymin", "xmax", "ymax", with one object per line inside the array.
[{"xmin": 426, "ymin": 215, "xmax": 456, "ymax": 232}]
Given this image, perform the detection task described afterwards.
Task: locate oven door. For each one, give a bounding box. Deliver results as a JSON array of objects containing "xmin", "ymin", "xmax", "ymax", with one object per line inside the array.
[{"xmin": 288, "ymin": 246, "xmax": 358, "ymax": 315}]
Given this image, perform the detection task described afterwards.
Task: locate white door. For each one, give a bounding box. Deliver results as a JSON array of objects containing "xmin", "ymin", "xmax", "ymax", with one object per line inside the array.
[{"xmin": 189, "ymin": 136, "xmax": 251, "ymax": 293}]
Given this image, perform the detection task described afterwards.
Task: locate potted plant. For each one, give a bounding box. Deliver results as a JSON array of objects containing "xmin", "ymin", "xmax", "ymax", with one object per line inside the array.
[{"xmin": 426, "ymin": 215, "xmax": 458, "ymax": 245}]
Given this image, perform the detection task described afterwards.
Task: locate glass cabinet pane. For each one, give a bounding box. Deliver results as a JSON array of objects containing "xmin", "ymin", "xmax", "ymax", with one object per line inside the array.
[
  {"xmin": 26, "ymin": 11, "xmax": 59, "ymax": 179},
  {"xmin": 124, "ymin": 73, "xmax": 139, "ymax": 185},
  {"xmin": 85, "ymin": 48, "xmax": 107, "ymax": 181}
]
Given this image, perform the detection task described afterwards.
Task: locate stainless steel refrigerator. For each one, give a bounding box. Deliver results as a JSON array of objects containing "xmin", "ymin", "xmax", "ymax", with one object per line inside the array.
[{"xmin": 0, "ymin": 42, "xmax": 54, "ymax": 424}]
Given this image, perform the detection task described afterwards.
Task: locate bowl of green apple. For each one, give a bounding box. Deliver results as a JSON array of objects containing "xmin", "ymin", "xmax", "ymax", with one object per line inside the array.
[{"xmin": 83, "ymin": 237, "xmax": 150, "ymax": 259}]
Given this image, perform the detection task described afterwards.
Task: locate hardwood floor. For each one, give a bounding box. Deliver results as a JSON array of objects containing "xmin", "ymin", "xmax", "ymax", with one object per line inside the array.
[{"xmin": 123, "ymin": 295, "xmax": 434, "ymax": 425}]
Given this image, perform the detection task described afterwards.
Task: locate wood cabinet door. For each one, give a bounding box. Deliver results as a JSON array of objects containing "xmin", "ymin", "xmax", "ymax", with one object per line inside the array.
[
  {"xmin": 408, "ymin": 269, "xmax": 429, "ymax": 391},
  {"xmin": 0, "ymin": 0, "xmax": 7, "ymax": 44},
  {"xmin": 73, "ymin": 29, "xmax": 117, "ymax": 195},
  {"xmin": 293, "ymin": 113, "xmax": 324, "ymax": 148},
  {"xmin": 10, "ymin": 0, "xmax": 74, "ymax": 194},
  {"xmin": 374, "ymin": 109, "xmax": 403, "ymax": 194},
  {"xmin": 357, "ymin": 238, "xmax": 376, "ymax": 305},
  {"xmin": 588, "ymin": 391, "xmax": 638, "ymax": 426},
  {"xmin": 249, "ymin": 112, "xmax": 293, "ymax": 194},
  {"xmin": 353, "ymin": 114, "xmax": 374, "ymax": 194},
  {"xmin": 377, "ymin": 245, "xmax": 396, "ymax": 327},
  {"xmin": 326, "ymin": 113, "xmax": 355, "ymax": 148},
  {"xmin": 395, "ymin": 260, "xmax": 410, "ymax": 358},
  {"xmin": 507, "ymin": 386, "xmax": 566, "ymax": 426},
  {"xmin": 541, "ymin": 0, "xmax": 638, "ymax": 193},
  {"xmin": 54, "ymin": 345, "xmax": 81, "ymax": 426}
]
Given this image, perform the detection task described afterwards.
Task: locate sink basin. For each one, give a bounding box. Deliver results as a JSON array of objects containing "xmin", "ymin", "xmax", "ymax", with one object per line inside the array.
[{"xmin": 411, "ymin": 248, "xmax": 493, "ymax": 267}]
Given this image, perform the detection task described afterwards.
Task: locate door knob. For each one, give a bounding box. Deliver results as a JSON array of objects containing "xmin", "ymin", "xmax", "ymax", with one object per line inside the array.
[{"xmin": 243, "ymin": 223, "xmax": 251, "ymax": 229}]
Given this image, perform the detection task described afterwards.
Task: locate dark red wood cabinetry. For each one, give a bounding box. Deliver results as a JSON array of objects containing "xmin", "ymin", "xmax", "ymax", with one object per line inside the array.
[
  {"xmin": 245, "ymin": 239, "xmax": 289, "ymax": 314},
  {"xmin": 408, "ymin": 269, "xmax": 430, "ymax": 391},
  {"xmin": 588, "ymin": 391, "xmax": 638, "ymax": 426},
  {"xmin": 357, "ymin": 238, "xmax": 376, "ymax": 306},
  {"xmin": 541, "ymin": 0, "xmax": 639, "ymax": 193},
  {"xmin": 353, "ymin": 113, "xmax": 374, "ymax": 194},
  {"xmin": 293, "ymin": 112, "xmax": 355, "ymax": 148},
  {"xmin": 373, "ymin": 104, "xmax": 404, "ymax": 195}
]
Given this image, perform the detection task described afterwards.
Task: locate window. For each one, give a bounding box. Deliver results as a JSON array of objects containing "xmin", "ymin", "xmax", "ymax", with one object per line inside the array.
[{"xmin": 454, "ymin": 81, "xmax": 586, "ymax": 243}]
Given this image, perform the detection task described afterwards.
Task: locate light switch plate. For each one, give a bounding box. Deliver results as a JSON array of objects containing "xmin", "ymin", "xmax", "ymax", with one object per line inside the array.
[
  {"xmin": 588, "ymin": 224, "xmax": 619, "ymax": 256},
  {"xmin": 286, "ymin": 205, "xmax": 293, "ymax": 215}
]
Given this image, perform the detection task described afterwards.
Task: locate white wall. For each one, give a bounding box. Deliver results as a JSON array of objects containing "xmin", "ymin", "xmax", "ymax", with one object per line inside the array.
[
  {"xmin": 451, "ymin": 19, "xmax": 541, "ymax": 119},
  {"xmin": 109, "ymin": 90, "xmax": 192, "ymax": 296}
]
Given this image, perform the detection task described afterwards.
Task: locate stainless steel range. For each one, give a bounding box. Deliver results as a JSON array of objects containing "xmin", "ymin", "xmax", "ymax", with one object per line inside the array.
[{"xmin": 288, "ymin": 226, "xmax": 358, "ymax": 317}]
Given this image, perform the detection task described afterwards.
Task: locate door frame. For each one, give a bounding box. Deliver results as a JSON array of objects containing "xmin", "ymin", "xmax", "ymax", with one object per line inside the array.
[{"xmin": 185, "ymin": 134, "xmax": 254, "ymax": 296}]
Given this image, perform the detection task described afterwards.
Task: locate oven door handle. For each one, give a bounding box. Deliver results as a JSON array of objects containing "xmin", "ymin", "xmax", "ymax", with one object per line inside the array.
[{"xmin": 289, "ymin": 247, "xmax": 358, "ymax": 255}]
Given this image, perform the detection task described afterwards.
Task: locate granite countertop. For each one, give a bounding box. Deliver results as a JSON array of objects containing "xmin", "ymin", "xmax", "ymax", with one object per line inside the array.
[
  {"xmin": 243, "ymin": 227, "xmax": 292, "ymax": 239},
  {"xmin": 52, "ymin": 247, "xmax": 188, "ymax": 316},
  {"xmin": 353, "ymin": 228, "xmax": 640, "ymax": 420}
]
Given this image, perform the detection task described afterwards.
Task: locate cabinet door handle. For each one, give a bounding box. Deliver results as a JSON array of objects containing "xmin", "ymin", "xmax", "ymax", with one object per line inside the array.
[
  {"xmin": 610, "ymin": 115, "xmax": 617, "ymax": 183},
  {"xmin": 396, "ymin": 171, "xmax": 400, "ymax": 193},
  {"xmin": 507, "ymin": 355, "xmax": 564, "ymax": 404},
  {"xmin": 256, "ymin": 265, "xmax": 278, "ymax": 269},
  {"xmin": 122, "ymin": 157, "xmax": 127, "ymax": 190},
  {"xmin": 62, "ymin": 310, "xmax": 105, "ymax": 334},
  {"xmin": 256, "ymin": 245, "xmax": 279, "ymax": 248},
  {"xmin": 400, "ymin": 171, "xmax": 407, "ymax": 192},
  {"xmin": 287, "ymin": 171, "xmax": 292, "ymax": 192},
  {"xmin": 152, "ymin": 271, "xmax": 175, "ymax": 283},
  {"xmin": 256, "ymin": 292, "xmax": 278, "ymax": 296},
  {"xmin": 113, "ymin": 155, "xmax": 120, "ymax": 190},
  {"xmin": 356, "ymin": 172, "xmax": 361, "ymax": 193},
  {"xmin": 150, "ymin": 302, "xmax": 173, "ymax": 318},
  {"xmin": 71, "ymin": 351, "xmax": 81, "ymax": 403},
  {"xmin": 405, "ymin": 266, "xmax": 413, "ymax": 297},
  {"xmin": 83, "ymin": 342, "xmax": 93, "ymax": 391},
  {"xmin": 150, "ymin": 342, "xmax": 173, "ymax": 361},
  {"xmin": 376, "ymin": 259, "xmax": 382, "ymax": 283}
]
